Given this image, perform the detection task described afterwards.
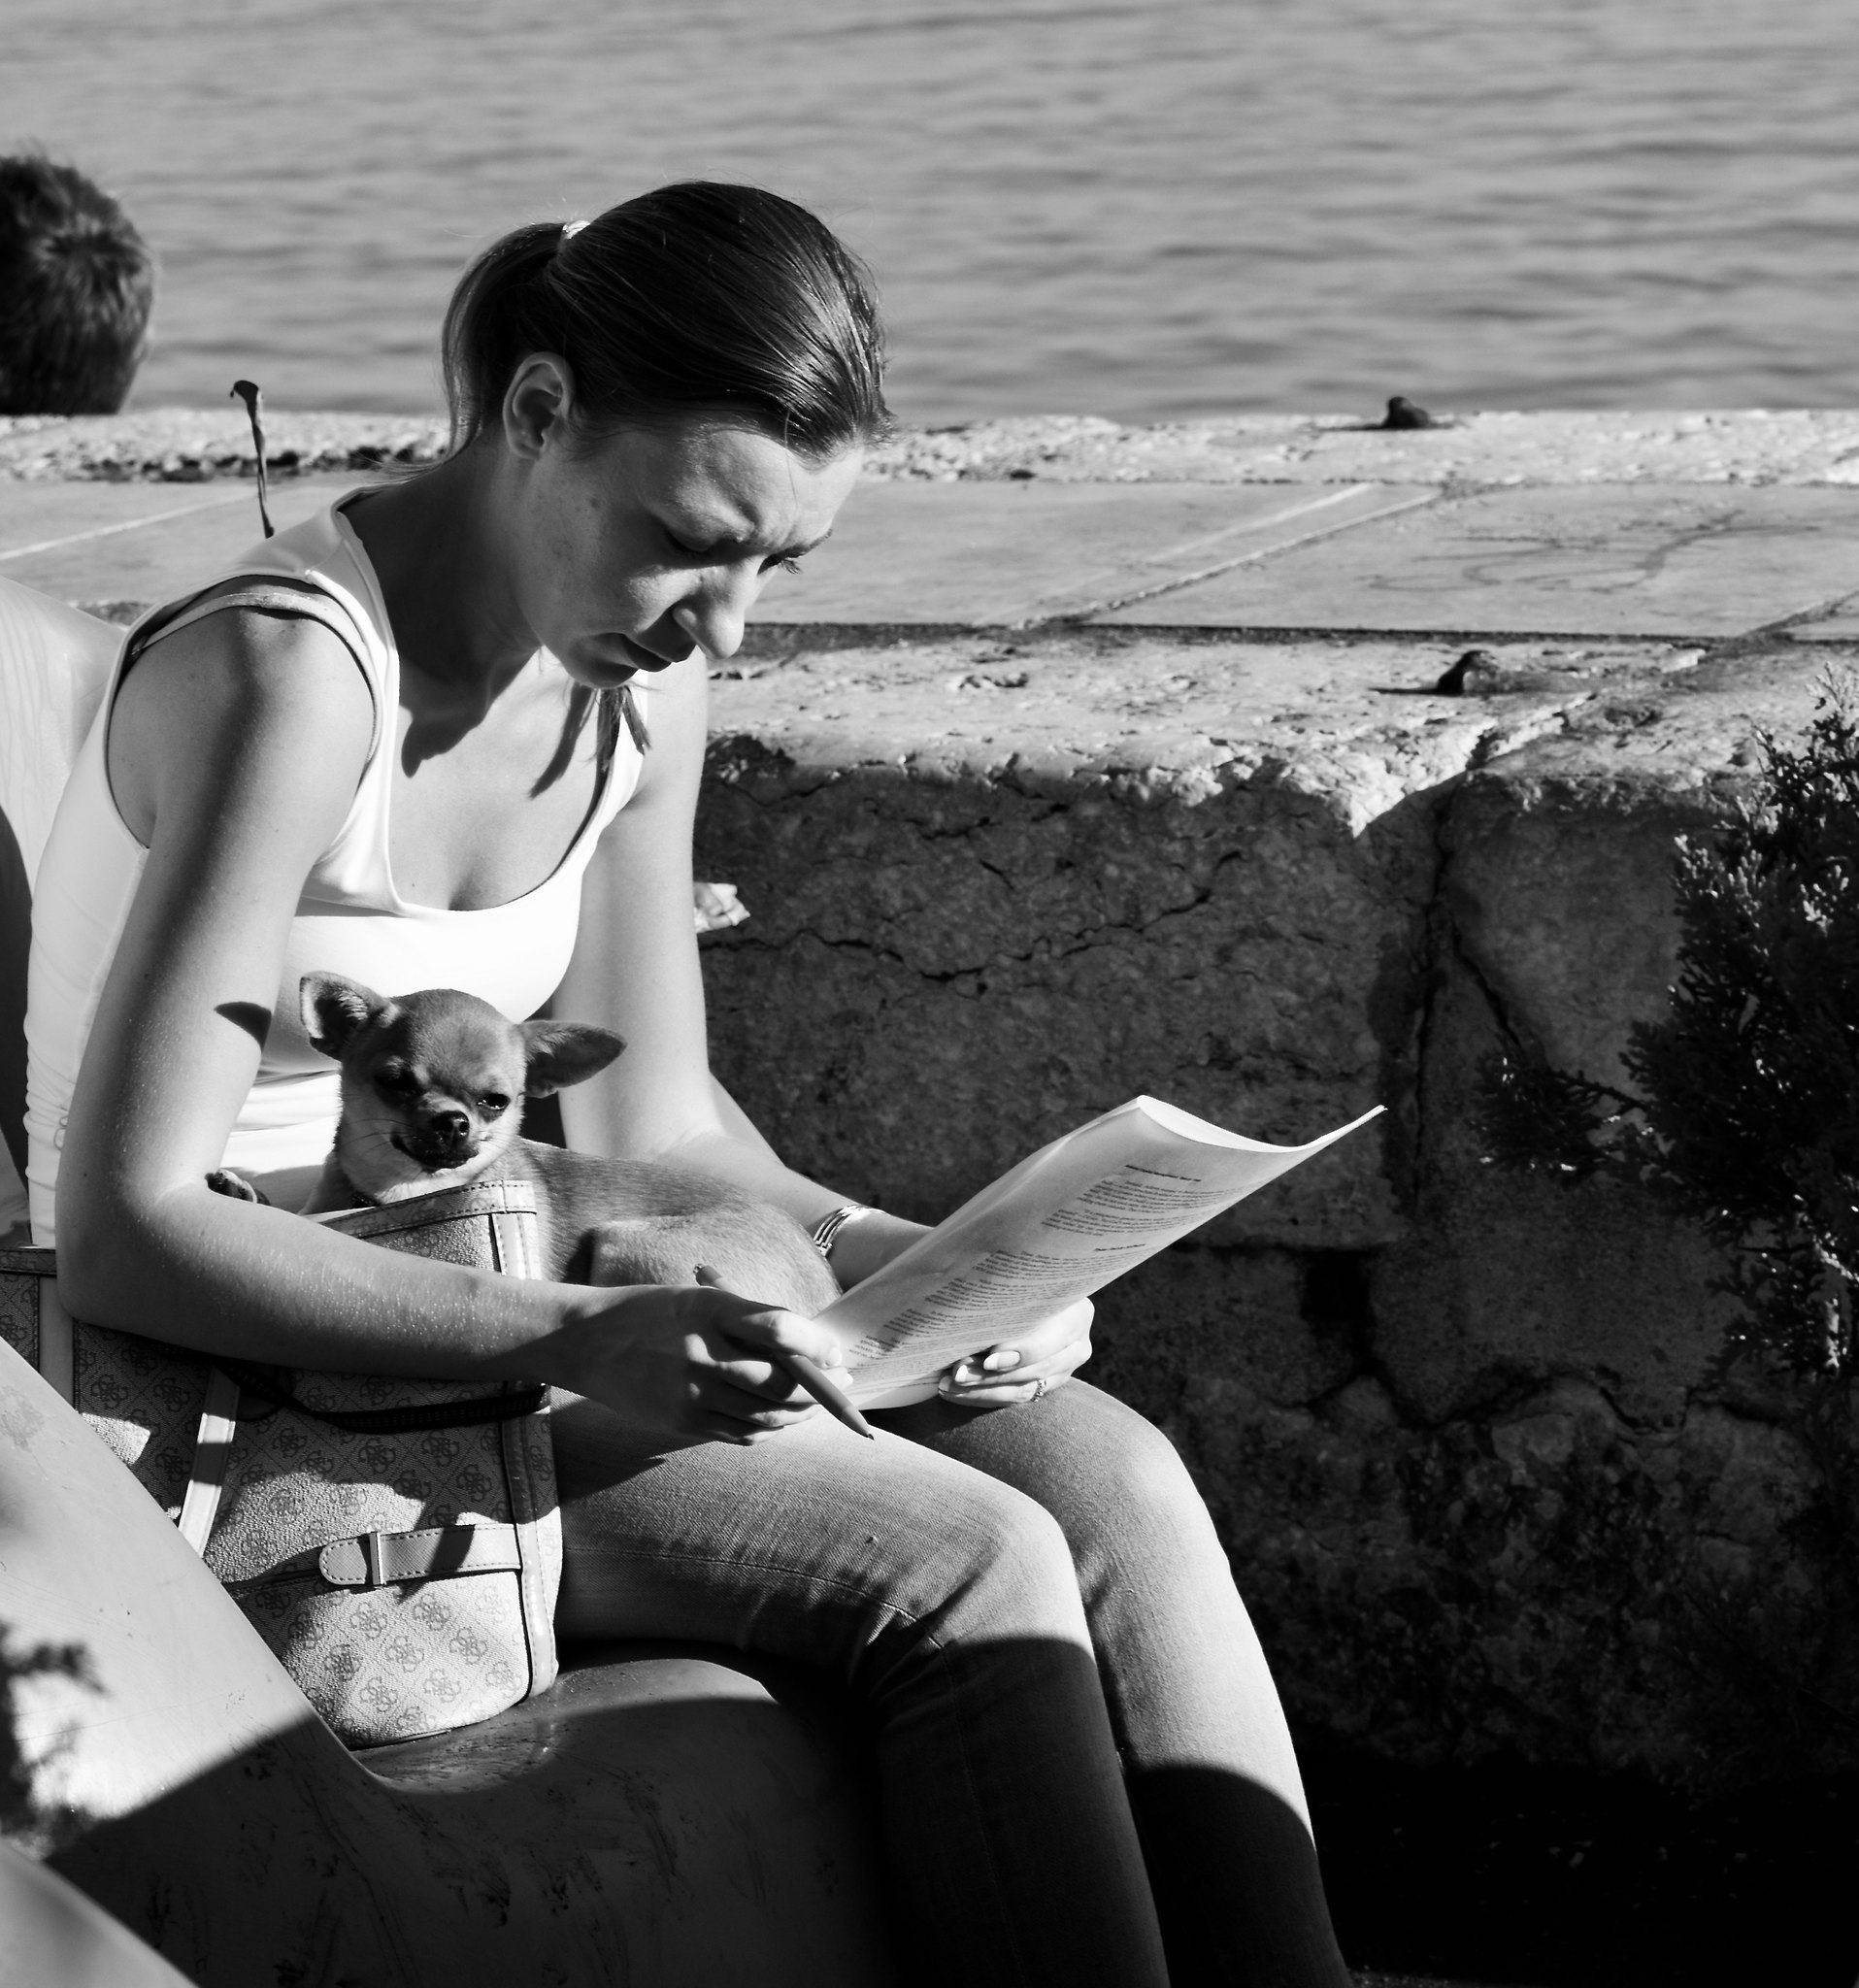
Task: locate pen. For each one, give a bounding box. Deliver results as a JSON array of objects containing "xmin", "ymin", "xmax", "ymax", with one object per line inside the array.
[
  {"xmin": 775, "ymin": 1348, "xmax": 877, "ymax": 1441},
  {"xmin": 693, "ymin": 1266, "xmax": 877, "ymax": 1440}
]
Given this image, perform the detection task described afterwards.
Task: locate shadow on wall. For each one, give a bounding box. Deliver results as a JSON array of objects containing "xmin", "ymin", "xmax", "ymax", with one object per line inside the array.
[
  {"xmin": 693, "ymin": 716, "xmax": 1859, "ymax": 1799},
  {"xmin": 0, "ymin": 1623, "xmax": 99, "ymax": 1856}
]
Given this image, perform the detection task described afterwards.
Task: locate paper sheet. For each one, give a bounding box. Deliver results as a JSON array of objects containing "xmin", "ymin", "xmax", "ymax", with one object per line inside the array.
[{"xmin": 818, "ymin": 1096, "xmax": 1384, "ymax": 1408}]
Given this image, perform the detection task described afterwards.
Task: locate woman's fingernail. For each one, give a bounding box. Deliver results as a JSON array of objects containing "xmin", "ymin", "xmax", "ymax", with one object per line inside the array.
[{"xmin": 983, "ymin": 1349, "xmax": 1021, "ymax": 1373}]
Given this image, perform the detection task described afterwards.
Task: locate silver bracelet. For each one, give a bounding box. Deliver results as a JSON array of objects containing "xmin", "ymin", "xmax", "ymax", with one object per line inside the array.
[{"xmin": 809, "ymin": 1204, "xmax": 872, "ymax": 1260}]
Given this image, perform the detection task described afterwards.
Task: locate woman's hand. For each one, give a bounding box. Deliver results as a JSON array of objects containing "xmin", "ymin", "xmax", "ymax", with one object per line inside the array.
[
  {"xmin": 935, "ymin": 1299, "xmax": 1095, "ymax": 1409},
  {"xmin": 554, "ymin": 1277, "xmax": 849, "ymax": 1445}
]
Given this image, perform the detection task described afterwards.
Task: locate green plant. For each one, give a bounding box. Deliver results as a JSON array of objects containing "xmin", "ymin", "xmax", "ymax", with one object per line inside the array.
[{"xmin": 1479, "ymin": 678, "xmax": 1859, "ymax": 1377}]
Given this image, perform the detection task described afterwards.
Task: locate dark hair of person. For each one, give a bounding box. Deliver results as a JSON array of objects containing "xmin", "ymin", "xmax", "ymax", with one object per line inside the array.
[
  {"xmin": 0, "ymin": 153, "xmax": 156, "ymax": 415},
  {"xmin": 440, "ymin": 182, "xmax": 890, "ymax": 461}
]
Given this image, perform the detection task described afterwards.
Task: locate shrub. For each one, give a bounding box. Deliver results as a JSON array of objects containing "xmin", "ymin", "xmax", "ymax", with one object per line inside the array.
[{"xmin": 1479, "ymin": 679, "xmax": 1859, "ymax": 1377}]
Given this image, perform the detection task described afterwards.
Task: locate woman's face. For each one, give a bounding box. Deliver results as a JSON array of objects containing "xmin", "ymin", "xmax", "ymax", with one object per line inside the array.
[{"xmin": 508, "ymin": 402, "xmax": 863, "ymax": 687}]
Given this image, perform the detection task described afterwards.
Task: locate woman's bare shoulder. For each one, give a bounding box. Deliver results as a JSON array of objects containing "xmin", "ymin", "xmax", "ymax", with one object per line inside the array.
[{"xmin": 109, "ymin": 593, "xmax": 376, "ymax": 842}]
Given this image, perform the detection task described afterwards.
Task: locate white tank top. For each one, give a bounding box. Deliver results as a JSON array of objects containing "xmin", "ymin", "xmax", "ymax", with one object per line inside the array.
[{"xmin": 24, "ymin": 497, "xmax": 645, "ymax": 1243}]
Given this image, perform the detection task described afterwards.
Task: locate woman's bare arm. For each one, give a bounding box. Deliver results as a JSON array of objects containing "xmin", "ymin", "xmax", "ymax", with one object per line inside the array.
[
  {"xmin": 551, "ymin": 651, "xmax": 925, "ymax": 1281},
  {"xmin": 52, "ymin": 614, "xmax": 836, "ymax": 1440},
  {"xmin": 551, "ymin": 649, "xmax": 1098, "ymax": 1396}
]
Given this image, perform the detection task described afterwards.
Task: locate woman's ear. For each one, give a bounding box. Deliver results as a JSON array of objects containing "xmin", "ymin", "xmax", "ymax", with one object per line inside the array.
[
  {"xmin": 520, "ymin": 1020, "xmax": 625, "ymax": 1096},
  {"xmin": 300, "ymin": 973, "xmax": 390, "ymax": 1059},
  {"xmin": 501, "ymin": 352, "xmax": 577, "ymax": 462}
]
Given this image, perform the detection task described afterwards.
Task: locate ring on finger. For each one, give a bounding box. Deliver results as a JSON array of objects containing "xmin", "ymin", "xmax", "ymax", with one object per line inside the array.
[{"xmin": 1030, "ymin": 1375, "xmax": 1046, "ymax": 1401}]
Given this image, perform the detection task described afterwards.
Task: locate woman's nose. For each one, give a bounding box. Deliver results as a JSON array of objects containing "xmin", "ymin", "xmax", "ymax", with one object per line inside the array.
[{"xmin": 672, "ymin": 566, "xmax": 757, "ymax": 662}]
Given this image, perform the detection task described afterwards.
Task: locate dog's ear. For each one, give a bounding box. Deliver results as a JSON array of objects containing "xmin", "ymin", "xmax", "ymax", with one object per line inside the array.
[
  {"xmin": 519, "ymin": 1021, "xmax": 626, "ymax": 1097},
  {"xmin": 301, "ymin": 973, "xmax": 392, "ymax": 1060}
]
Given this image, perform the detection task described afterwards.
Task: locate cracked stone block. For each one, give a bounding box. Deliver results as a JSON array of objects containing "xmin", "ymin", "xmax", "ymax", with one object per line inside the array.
[
  {"xmin": 1373, "ymin": 648, "xmax": 1837, "ymax": 1427},
  {"xmin": 698, "ymin": 631, "xmax": 1859, "ymax": 1790},
  {"xmin": 1371, "ymin": 957, "xmax": 1738, "ymax": 1429},
  {"xmin": 695, "ymin": 637, "xmax": 1449, "ymax": 1249},
  {"xmin": 1154, "ymin": 1364, "xmax": 1852, "ymax": 1788}
]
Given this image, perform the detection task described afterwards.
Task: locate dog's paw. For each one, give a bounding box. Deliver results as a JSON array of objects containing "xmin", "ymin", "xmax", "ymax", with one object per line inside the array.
[{"xmin": 205, "ymin": 1168, "xmax": 272, "ymax": 1206}]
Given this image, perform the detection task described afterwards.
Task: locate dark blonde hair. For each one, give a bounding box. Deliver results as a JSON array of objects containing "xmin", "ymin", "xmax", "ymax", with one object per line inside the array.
[{"xmin": 441, "ymin": 182, "xmax": 890, "ymax": 461}]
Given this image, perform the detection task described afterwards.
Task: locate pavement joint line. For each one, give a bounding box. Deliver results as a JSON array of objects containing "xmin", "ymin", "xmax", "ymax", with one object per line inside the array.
[
  {"xmin": 995, "ymin": 481, "xmax": 1411, "ymax": 626},
  {"xmin": 1082, "ymin": 620, "xmax": 1768, "ymax": 646},
  {"xmin": 1065, "ymin": 487, "xmax": 1443, "ymax": 622},
  {"xmin": 735, "ymin": 619, "xmax": 1765, "ymax": 653},
  {"xmin": 1758, "ymin": 590, "xmax": 1859, "ymax": 631},
  {"xmin": 0, "ymin": 487, "xmax": 253, "ymax": 564},
  {"xmin": 1129, "ymin": 480, "xmax": 1384, "ymax": 560}
]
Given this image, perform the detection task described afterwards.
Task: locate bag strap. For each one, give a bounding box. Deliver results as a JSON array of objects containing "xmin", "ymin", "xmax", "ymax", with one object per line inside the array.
[
  {"xmin": 176, "ymin": 1366, "xmax": 243, "ymax": 1556},
  {"xmin": 224, "ymin": 1522, "xmax": 524, "ymax": 1593},
  {"xmin": 36, "ymin": 1272, "xmax": 74, "ymax": 1404},
  {"xmin": 215, "ymin": 1358, "xmax": 546, "ymax": 1433}
]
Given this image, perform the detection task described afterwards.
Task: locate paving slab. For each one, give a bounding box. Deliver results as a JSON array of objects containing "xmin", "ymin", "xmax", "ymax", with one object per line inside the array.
[
  {"xmin": 758, "ymin": 479, "xmax": 1436, "ymax": 627},
  {"xmin": 0, "ymin": 480, "xmax": 255, "ymax": 555},
  {"xmin": 0, "ymin": 476, "xmax": 354, "ymax": 610},
  {"xmin": 9, "ymin": 449, "xmax": 1859, "ymax": 648},
  {"xmin": 1088, "ymin": 483, "xmax": 1859, "ymax": 639}
]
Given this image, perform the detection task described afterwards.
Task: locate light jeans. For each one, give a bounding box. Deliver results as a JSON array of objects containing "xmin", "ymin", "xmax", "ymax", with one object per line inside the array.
[{"xmin": 552, "ymin": 1379, "xmax": 1352, "ymax": 1988}]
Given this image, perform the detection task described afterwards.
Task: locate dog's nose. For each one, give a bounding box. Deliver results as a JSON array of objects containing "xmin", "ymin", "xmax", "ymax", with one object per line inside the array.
[{"xmin": 426, "ymin": 1107, "xmax": 470, "ymax": 1144}]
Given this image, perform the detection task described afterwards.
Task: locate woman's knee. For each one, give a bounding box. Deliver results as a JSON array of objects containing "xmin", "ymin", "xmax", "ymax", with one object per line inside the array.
[
  {"xmin": 1039, "ymin": 1392, "xmax": 1233, "ymax": 1602},
  {"xmin": 910, "ymin": 1479, "xmax": 1088, "ymax": 1648},
  {"xmin": 1096, "ymin": 1402, "xmax": 1209, "ymax": 1524}
]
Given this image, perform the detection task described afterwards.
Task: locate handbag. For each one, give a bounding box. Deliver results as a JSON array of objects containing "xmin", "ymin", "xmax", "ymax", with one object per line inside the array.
[{"xmin": 0, "ymin": 1179, "xmax": 560, "ymax": 1748}]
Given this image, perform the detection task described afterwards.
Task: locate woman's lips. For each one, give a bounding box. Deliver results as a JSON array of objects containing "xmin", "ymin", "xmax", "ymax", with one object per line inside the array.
[{"xmin": 616, "ymin": 632, "xmax": 688, "ymax": 672}]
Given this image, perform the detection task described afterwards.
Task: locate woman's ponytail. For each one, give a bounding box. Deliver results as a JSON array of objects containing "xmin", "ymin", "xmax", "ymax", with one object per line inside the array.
[
  {"xmin": 439, "ymin": 184, "xmax": 890, "ymax": 462},
  {"xmin": 438, "ymin": 220, "xmax": 567, "ymax": 455}
]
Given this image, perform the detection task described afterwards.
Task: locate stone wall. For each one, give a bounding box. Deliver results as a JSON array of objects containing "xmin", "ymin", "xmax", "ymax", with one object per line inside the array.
[
  {"xmin": 697, "ymin": 626, "xmax": 1859, "ymax": 1792},
  {"xmin": 11, "ymin": 403, "xmax": 1857, "ymax": 1792}
]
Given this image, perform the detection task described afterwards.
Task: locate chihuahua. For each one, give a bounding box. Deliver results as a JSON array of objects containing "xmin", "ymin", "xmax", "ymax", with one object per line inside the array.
[{"xmin": 281, "ymin": 971, "xmax": 840, "ymax": 1315}]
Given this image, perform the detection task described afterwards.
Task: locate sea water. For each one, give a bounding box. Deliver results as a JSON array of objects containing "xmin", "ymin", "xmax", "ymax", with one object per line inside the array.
[{"xmin": 3, "ymin": 0, "xmax": 1855, "ymax": 423}]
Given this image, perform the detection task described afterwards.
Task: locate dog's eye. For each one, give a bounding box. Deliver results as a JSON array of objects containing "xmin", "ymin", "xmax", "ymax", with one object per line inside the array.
[
  {"xmin": 376, "ymin": 1067, "xmax": 419, "ymax": 1096},
  {"xmin": 479, "ymin": 1093, "xmax": 511, "ymax": 1116}
]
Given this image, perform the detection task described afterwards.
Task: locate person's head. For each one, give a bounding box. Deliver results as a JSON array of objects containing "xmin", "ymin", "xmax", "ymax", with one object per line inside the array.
[
  {"xmin": 441, "ymin": 181, "xmax": 890, "ymax": 467},
  {"xmin": 0, "ymin": 154, "xmax": 155, "ymax": 415},
  {"xmin": 439, "ymin": 182, "xmax": 889, "ymax": 673}
]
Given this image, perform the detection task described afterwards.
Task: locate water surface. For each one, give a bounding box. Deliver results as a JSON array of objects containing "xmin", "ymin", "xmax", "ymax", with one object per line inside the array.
[{"xmin": 4, "ymin": 0, "xmax": 1855, "ymax": 420}]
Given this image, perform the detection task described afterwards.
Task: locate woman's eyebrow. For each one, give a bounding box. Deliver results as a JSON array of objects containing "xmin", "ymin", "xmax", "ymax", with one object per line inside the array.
[{"xmin": 673, "ymin": 515, "xmax": 835, "ymax": 560}]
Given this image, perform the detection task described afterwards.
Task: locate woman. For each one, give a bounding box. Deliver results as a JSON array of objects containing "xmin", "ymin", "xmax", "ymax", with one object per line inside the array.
[{"xmin": 25, "ymin": 182, "xmax": 1350, "ymax": 1988}]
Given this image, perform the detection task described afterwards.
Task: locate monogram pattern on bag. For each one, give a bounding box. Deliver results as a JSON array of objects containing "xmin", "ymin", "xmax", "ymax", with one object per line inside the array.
[
  {"xmin": 0, "ymin": 1270, "xmax": 38, "ymax": 1368},
  {"xmin": 14, "ymin": 1184, "xmax": 559, "ymax": 1748},
  {"xmin": 206, "ymin": 1389, "xmax": 517, "ymax": 1584},
  {"xmin": 240, "ymin": 1556, "xmax": 532, "ymax": 1740},
  {"xmin": 209, "ymin": 1375, "xmax": 551, "ymax": 1744},
  {"xmin": 75, "ymin": 1322, "xmax": 208, "ymax": 1522}
]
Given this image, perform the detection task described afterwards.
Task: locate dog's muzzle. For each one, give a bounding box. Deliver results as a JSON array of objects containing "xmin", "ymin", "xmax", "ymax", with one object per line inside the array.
[{"xmin": 396, "ymin": 1126, "xmax": 479, "ymax": 1172}]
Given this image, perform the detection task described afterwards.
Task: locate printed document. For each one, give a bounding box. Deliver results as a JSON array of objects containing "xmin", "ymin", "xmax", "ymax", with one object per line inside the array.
[{"xmin": 821, "ymin": 1096, "xmax": 1384, "ymax": 1408}]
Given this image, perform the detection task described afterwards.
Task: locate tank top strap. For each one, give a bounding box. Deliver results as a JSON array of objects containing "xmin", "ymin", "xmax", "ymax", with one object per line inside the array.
[{"xmin": 126, "ymin": 580, "xmax": 382, "ymax": 759}]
